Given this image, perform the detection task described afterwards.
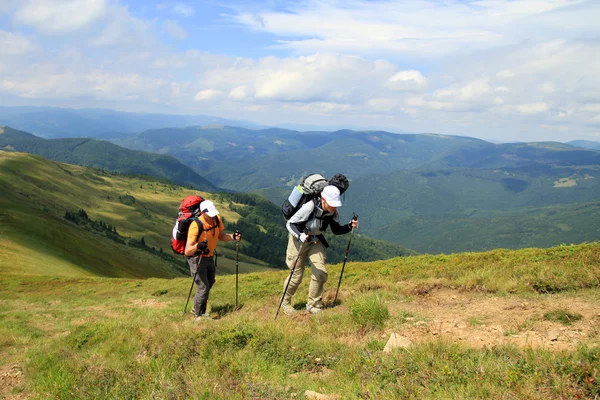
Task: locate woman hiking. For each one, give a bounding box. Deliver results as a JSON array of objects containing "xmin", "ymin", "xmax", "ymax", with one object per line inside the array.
[{"xmin": 281, "ymin": 185, "xmax": 358, "ymax": 315}]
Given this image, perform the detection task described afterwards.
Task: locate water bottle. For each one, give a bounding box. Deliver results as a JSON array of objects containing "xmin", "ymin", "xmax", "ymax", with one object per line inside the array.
[{"xmin": 287, "ymin": 185, "xmax": 303, "ymax": 207}]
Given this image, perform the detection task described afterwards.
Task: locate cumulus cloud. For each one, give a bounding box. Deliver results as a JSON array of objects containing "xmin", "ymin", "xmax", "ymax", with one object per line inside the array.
[
  {"xmin": 14, "ymin": 0, "xmax": 108, "ymax": 33},
  {"xmin": 194, "ymin": 89, "xmax": 222, "ymax": 101},
  {"xmin": 1, "ymin": 0, "xmax": 599, "ymax": 142},
  {"xmin": 517, "ymin": 102, "xmax": 550, "ymax": 114},
  {"xmin": 386, "ymin": 70, "xmax": 428, "ymax": 91},
  {"xmin": 162, "ymin": 19, "xmax": 187, "ymax": 40},
  {"xmin": 0, "ymin": 30, "xmax": 37, "ymax": 55},
  {"xmin": 92, "ymin": 5, "xmax": 154, "ymax": 47}
]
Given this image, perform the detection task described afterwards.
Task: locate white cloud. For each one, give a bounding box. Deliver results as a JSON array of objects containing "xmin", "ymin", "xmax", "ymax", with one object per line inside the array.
[
  {"xmin": 173, "ymin": 3, "xmax": 194, "ymax": 17},
  {"xmin": 194, "ymin": 89, "xmax": 222, "ymax": 101},
  {"xmin": 518, "ymin": 102, "xmax": 550, "ymax": 114},
  {"xmin": 88, "ymin": 70, "xmax": 166, "ymax": 100},
  {"xmin": 92, "ymin": 5, "xmax": 153, "ymax": 47},
  {"xmin": 229, "ymin": 86, "xmax": 250, "ymax": 101},
  {"xmin": 386, "ymin": 70, "xmax": 428, "ymax": 91},
  {"xmin": 14, "ymin": 0, "xmax": 107, "ymax": 33},
  {"xmin": 162, "ymin": 19, "xmax": 187, "ymax": 40},
  {"xmin": 0, "ymin": 30, "xmax": 37, "ymax": 55},
  {"xmin": 0, "ymin": 0, "xmax": 19, "ymax": 14},
  {"xmin": 1, "ymin": 0, "xmax": 599, "ymax": 142},
  {"xmin": 231, "ymin": 0, "xmax": 595, "ymax": 58}
]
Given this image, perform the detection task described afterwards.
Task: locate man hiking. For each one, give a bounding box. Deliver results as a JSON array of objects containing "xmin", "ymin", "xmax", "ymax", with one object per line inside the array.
[
  {"xmin": 184, "ymin": 200, "xmax": 241, "ymax": 321},
  {"xmin": 281, "ymin": 185, "xmax": 359, "ymax": 315}
]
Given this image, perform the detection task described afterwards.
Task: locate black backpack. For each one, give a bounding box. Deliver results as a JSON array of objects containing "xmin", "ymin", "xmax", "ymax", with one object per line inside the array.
[{"xmin": 281, "ymin": 173, "xmax": 350, "ymax": 220}]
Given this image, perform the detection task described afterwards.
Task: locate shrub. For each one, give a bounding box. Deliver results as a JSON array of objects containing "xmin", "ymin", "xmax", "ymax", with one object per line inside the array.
[{"xmin": 349, "ymin": 293, "xmax": 389, "ymax": 331}]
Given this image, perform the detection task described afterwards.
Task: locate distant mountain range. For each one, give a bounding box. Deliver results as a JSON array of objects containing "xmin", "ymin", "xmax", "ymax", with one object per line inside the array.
[
  {"xmin": 568, "ymin": 140, "xmax": 600, "ymax": 150},
  {"xmin": 3, "ymin": 109, "xmax": 600, "ymax": 255},
  {"xmin": 106, "ymin": 125, "xmax": 600, "ymax": 253},
  {"xmin": 109, "ymin": 125, "xmax": 600, "ymax": 192},
  {"xmin": 0, "ymin": 106, "xmax": 264, "ymax": 139}
]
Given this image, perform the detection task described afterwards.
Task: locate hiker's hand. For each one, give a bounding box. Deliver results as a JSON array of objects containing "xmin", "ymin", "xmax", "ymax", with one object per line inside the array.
[
  {"xmin": 233, "ymin": 231, "xmax": 242, "ymax": 241},
  {"xmin": 299, "ymin": 233, "xmax": 309, "ymax": 243},
  {"xmin": 196, "ymin": 240, "xmax": 209, "ymax": 254},
  {"xmin": 350, "ymin": 218, "xmax": 359, "ymax": 229}
]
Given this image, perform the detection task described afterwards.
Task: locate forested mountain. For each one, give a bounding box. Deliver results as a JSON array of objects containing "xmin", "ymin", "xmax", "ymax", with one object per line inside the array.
[
  {"xmin": 0, "ymin": 126, "xmax": 218, "ymax": 191},
  {"xmin": 93, "ymin": 124, "xmax": 600, "ymax": 254},
  {"xmin": 5, "ymin": 119, "xmax": 600, "ymax": 255},
  {"xmin": 0, "ymin": 106, "xmax": 263, "ymax": 138},
  {"xmin": 0, "ymin": 151, "xmax": 413, "ymax": 278},
  {"xmin": 111, "ymin": 126, "xmax": 600, "ymax": 192},
  {"xmin": 256, "ymin": 164, "xmax": 600, "ymax": 254}
]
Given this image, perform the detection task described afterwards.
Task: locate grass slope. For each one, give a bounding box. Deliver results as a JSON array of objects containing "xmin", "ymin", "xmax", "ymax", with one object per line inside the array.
[
  {"xmin": 0, "ymin": 126, "xmax": 217, "ymax": 191},
  {"xmin": 0, "ymin": 151, "xmax": 268, "ymax": 278},
  {"xmin": 0, "ymin": 241, "xmax": 598, "ymax": 399}
]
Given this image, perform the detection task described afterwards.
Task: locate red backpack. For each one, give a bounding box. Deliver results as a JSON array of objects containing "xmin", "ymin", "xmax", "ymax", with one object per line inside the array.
[{"xmin": 170, "ymin": 195, "xmax": 205, "ymax": 254}]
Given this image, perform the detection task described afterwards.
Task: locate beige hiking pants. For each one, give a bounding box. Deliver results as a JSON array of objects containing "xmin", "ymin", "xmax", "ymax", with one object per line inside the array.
[{"xmin": 282, "ymin": 233, "xmax": 328, "ymax": 308}]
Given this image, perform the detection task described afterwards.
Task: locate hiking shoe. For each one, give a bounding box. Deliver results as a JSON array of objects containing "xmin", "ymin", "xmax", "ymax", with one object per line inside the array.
[
  {"xmin": 306, "ymin": 304, "xmax": 323, "ymax": 314},
  {"xmin": 193, "ymin": 313, "xmax": 211, "ymax": 322},
  {"xmin": 190, "ymin": 306, "xmax": 196, "ymax": 315},
  {"xmin": 282, "ymin": 303, "xmax": 296, "ymax": 315}
]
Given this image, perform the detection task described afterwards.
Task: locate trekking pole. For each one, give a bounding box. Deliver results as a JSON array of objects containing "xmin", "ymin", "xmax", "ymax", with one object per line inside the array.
[
  {"xmin": 235, "ymin": 242, "xmax": 239, "ymax": 309},
  {"xmin": 183, "ymin": 268, "xmax": 198, "ymax": 316},
  {"xmin": 275, "ymin": 241, "xmax": 305, "ymax": 321},
  {"xmin": 333, "ymin": 213, "xmax": 358, "ymax": 307}
]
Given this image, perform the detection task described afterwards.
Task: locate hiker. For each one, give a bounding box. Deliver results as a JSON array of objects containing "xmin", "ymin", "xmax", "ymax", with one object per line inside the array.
[
  {"xmin": 281, "ymin": 185, "xmax": 359, "ymax": 315},
  {"xmin": 184, "ymin": 200, "xmax": 241, "ymax": 320}
]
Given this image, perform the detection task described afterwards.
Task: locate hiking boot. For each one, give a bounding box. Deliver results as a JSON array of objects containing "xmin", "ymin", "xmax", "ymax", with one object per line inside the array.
[
  {"xmin": 282, "ymin": 303, "xmax": 296, "ymax": 316},
  {"xmin": 193, "ymin": 313, "xmax": 211, "ymax": 322},
  {"xmin": 306, "ymin": 304, "xmax": 322, "ymax": 314},
  {"xmin": 190, "ymin": 306, "xmax": 196, "ymax": 315}
]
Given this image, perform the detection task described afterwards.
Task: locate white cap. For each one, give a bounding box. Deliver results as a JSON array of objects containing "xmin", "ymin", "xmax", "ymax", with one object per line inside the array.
[
  {"xmin": 199, "ymin": 200, "xmax": 219, "ymax": 217},
  {"xmin": 321, "ymin": 185, "xmax": 342, "ymax": 207}
]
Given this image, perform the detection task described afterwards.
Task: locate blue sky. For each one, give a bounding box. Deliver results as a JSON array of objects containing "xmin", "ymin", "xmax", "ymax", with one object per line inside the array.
[{"xmin": 1, "ymin": 0, "xmax": 599, "ymax": 142}]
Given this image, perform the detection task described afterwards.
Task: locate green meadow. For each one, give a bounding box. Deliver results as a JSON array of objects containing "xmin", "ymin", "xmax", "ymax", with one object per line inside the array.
[
  {"xmin": 1, "ymin": 242, "xmax": 599, "ymax": 399},
  {"xmin": 1, "ymin": 151, "xmax": 599, "ymax": 399}
]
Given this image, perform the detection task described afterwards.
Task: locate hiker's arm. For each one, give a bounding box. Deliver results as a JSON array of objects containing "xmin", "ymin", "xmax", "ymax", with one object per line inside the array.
[
  {"xmin": 184, "ymin": 221, "xmax": 207, "ymax": 256},
  {"xmin": 184, "ymin": 240, "xmax": 206, "ymax": 257},
  {"xmin": 329, "ymin": 214, "xmax": 353, "ymax": 235},
  {"xmin": 286, "ymin": 202, "xmax": 314, "ymax": 239},
  {"xmin": 219, "ymin": 231, "xmax": 235, "ymax": 242}
]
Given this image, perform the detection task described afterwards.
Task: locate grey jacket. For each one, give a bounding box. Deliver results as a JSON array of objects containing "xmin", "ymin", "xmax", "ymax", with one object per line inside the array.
[{"xmin": 286, "ymin": 199, "xmax": 352, "ymax": 242}]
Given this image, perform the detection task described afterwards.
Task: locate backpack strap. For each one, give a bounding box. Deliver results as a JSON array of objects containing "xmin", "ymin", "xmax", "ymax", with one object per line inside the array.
[
  {"xmin": 198, "ymin": 215, "xmax": 221, "ymax": 238},
  {"xmin": 191, "ymin": 217, "xmax": 204, "ymax": 242}
]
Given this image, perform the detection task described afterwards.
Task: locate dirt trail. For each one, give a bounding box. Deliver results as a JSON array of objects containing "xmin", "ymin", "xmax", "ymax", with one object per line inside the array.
[{"xmin": 388, "ymin": 288, "xmax": 600, "ymax": 351}]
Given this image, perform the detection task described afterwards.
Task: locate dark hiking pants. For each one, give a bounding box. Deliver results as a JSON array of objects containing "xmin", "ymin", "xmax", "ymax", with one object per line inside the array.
[{"xmin": 187, "ymin": 255, "xmax": 216, "ymax": 316}]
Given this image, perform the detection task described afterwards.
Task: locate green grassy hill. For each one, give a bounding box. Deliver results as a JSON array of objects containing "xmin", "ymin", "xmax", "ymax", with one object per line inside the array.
[
  {"xmin": 0, "ymin": 151, "xmax": 268, "ymax": 278},
  {"xmin": 0, "ymin": 125, "xmax": 218, "ymax": 191},
  {"xmin": 0, "ymin": 151, "xmax": 413, "ymax": 278},
  {"xmin": 0, "ymin": 242, "xmax": 598, "ymax": 399}
]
